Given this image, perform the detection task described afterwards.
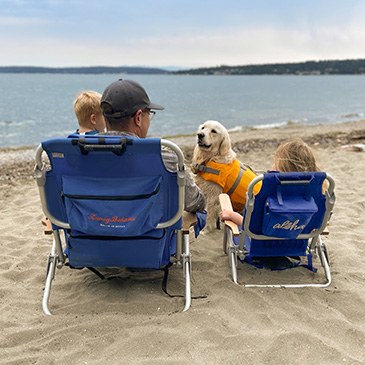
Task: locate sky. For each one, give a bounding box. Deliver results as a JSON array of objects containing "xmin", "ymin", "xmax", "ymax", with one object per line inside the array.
[{"xmin": 0, "ymin": 0, "xmax": 365, "ymax": 69}]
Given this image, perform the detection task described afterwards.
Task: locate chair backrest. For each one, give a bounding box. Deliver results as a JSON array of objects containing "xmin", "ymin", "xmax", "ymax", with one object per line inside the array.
[
  {"xmin": 35, "ymin": 135, "xmax": 185, "ymax": 268},
  {"xmin": 243, "ymin": 172, "xmax": 335, "ymax": 241}
]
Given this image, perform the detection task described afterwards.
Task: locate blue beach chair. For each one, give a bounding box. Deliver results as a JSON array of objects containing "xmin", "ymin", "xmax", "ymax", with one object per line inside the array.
[
  {"xmin": 219, "ymin": 171, "xmax": 336, "ymax": 287},
  {"xmin": 35, "ymin": 135, "xmax": 194, "ymax": 314}
]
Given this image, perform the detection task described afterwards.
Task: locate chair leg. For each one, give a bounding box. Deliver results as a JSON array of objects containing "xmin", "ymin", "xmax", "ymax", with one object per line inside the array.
[
  {"xmin": 226, "ymin": 230, "xmax": 238, "ymax": 284},
  {"xmin": 229, "ymin": 252, "xmax": 238, "ymax": 285},
  {"xmin": 175, "ymin": 229, "xmax": 183, "ymax": 266},
  {"xmin": 42, "ymin": 238, "xmax": 58, "ymax": 315},
  {"xmin": 182, "ymin": 232, "xmax": 191, "ymax": 312},
  {"xmin": 317, "ymin": 237, "xmax": 332, "ymax": 287},
  {"xmin": 223, "ymin": 226, "xmax": 228, "ymax": 255}
]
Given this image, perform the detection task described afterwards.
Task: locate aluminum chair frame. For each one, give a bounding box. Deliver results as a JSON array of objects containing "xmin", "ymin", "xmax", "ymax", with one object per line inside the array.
[
  {"xmin": 221, "ymin": 172, "xmax": 336, "ymax": 288},
  {"xmin": 35, "ymin": 138, "xmax": 192, "ymax": 314}
]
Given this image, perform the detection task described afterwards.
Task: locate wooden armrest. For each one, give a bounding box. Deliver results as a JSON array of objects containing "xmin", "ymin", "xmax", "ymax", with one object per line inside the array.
[
  {"xmin": 182, "ymin": 211, "xmax": 198, "ymax": 232},
  {"xmin": 41, "ymin": 216, "xmax": 53, "ymax": 235},
  {"xmin": 321, "ymin": 227, "xmax": 329, "ymax": 236},
  {"xmin": 219, "ymin": 194, "xmax": 240, "ymax": 236}
]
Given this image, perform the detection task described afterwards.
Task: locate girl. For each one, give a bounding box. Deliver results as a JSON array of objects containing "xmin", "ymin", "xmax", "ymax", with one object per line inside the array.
[{"xmin": 219, "ymin": 138, "xmax": 327, "ymax": 226}]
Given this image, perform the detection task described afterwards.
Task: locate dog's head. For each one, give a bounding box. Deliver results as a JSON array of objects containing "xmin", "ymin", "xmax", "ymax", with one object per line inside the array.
[{"xmin": 195, "ymin": 120, "xmax": 233, "ymax": 160}]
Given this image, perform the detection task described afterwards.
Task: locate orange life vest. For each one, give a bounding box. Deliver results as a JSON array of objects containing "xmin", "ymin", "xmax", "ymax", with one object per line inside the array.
[{"xmin": 193, "ymin": 159, "xmax": 261, "ymax": 212}]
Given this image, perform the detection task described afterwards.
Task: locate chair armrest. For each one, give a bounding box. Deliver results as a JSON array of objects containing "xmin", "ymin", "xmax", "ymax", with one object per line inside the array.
[
  {"xmin": 182, "ymin": 211, "xmax": 198, "ymax": 232},
  {"xmin": 219, "ymin": 194, "xmax": 240, "ymax": 236},
  {"xmin": 41, "ymin": 216, "xmax": 53, "ymax": 235},
  {"xmin": 321, "ymin": 227, "xmax": 329, "ymax": 235}
]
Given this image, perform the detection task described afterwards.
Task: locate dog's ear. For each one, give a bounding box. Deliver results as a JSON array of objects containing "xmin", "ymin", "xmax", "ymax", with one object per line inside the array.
[{"xmin": 218, "ymin": 129, "xmax": 232, "ymax": 156}]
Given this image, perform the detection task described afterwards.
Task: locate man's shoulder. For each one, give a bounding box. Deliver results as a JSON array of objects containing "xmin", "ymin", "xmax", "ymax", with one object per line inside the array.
[
  {"xmin": 99, "ymin": 131, "xmax": 139, "ymax": 138},
  {"xmin": 161, "ymin": 146, "xmax": 178, "ymax": 158}
]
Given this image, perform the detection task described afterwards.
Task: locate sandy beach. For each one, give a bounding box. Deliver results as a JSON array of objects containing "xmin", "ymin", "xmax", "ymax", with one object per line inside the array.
[{"xmin": 1, "ymin": 120, "xmax": 365, "ymax": 364}]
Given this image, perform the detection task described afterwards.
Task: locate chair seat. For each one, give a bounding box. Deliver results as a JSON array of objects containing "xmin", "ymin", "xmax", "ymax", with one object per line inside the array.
[
  {"xmin": 220, "ymin": 171, "xmax": 336, "ymax": 287},
  {"xmin": 244, "ymin": 236, "xmax": 308, "ymax": 258},
  {"xmin": 35, "ymin": 136, "xmax": 194, "ymax": 314}
]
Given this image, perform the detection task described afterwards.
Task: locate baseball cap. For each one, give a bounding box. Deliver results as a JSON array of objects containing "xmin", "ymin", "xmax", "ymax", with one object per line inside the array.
[{"xmin": 101, "ymin": 79, "xmax": 164, "ymax": 118}]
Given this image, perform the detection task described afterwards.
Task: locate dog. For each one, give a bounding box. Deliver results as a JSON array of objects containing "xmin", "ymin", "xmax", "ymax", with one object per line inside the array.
[{"xmin": 191, "ymin": 120, "xmax": 259, "ymax": 232}]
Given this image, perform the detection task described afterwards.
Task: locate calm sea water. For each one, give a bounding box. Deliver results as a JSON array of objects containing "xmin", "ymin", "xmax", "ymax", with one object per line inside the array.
[{"xmin": 0, "ymin": 74, "xmax": 364, "ymax": 148}]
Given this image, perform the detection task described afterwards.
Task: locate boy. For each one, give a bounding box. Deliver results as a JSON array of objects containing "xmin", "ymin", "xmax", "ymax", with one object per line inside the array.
[{"xmin": 73, "ymin": 91, "xmax": 106, "ymax": 135}]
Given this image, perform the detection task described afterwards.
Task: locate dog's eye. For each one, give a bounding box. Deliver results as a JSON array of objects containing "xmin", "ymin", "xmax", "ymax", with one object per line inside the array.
[
  {"xmin": 201, "ymin": 126, "xmax": 205, "ymax": 130},
  {"xmin": 212, "ymin": 129, "xmax": 217, "ymax": 134}
]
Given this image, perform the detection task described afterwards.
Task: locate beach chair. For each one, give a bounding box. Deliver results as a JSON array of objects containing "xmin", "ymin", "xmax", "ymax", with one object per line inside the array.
[
  {"xmin": 219, "ymin": 171, "xmax": 336, "ymax": 287},
  {"xmin": 35, "ymin": 135, "xmax": 193, "ymax": 315}
]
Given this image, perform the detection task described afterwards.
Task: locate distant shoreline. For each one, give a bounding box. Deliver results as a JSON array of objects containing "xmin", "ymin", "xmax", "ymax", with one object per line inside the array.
[
  {"xmin": 0, "ymin": 66, "xmax": 168, "ymax": 75},
  {"xmin": 1, "ymin": 59, "xmax": 365, "ymax": 75},
  {"xmin": 173, "ymin": 59, "xmax": 365, "ymax": 75}
]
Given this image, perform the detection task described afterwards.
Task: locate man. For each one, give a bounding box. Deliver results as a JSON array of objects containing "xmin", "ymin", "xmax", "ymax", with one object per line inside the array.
[{"xmin": 100, "ymin": 79, "xmax": 205, "ymax": 213}]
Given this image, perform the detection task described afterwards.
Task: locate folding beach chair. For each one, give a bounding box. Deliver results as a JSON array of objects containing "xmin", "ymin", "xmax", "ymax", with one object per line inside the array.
[
  {"xmin": 220, "ymin": 171, "xmax": 336, "ymax": 287},
  {"xmin": 35, "ymin": 135, "xmax": 193, "ymax": 314}
]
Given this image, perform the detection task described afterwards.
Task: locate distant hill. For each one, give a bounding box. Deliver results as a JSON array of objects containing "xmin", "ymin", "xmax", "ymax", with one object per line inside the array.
[
  {"xmin": 0, "ymin": 66, "xmax": 168, "ymax": 74},
  {"xmin": 172, "ymin": 59, "xmax": 365, "ymax": 75}
]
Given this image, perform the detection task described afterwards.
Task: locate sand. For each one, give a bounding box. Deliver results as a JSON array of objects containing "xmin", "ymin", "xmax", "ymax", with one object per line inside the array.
[{"xmin": 1, "ymin": 120, "xmax": 365, "ymax": 364}]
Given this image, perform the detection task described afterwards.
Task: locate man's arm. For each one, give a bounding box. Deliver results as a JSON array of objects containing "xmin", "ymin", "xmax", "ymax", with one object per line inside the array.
[{"xmin": 161, "ymin": 148, "xmax": 206, "ymax": 213}]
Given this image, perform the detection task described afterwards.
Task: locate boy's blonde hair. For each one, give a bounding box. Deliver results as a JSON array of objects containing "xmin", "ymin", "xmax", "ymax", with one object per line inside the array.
[
  {"xmin": 274, "ymin": 138, "xmax": 320, "ymax": 172},
  {"xmin": 74, "ymin": 91, "xmax": 102, "ymax": 127}
]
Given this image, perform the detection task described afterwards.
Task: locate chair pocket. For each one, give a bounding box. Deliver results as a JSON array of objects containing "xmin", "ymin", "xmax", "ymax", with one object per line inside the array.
[
  {"xmin": 263, "ymin": 195, "xmax": 318, "ymax": 238},
  {"xmin": 62, "ymin": 175, "xmax": 163, "ymax": 236}
]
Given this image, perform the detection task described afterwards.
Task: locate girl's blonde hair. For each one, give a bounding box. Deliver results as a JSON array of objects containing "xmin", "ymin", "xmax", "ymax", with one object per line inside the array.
[
  {"xmin": 274, "ymin": 139, "xmax": 329, "ymax": 192},
  {"xmin": 274, "ymin": 138, "xmax": 320, "ymax": 172},
  {"xmin": 73, "ymin": 91, "xmax": 102, "ymax": 126}
]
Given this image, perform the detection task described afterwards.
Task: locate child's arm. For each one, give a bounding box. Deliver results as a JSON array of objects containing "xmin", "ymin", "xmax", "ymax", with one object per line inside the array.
[
  {"xmin": 219, "ymin": 194, "xmax": 241, "ymax": 237},
  {"xmin": 219, "ymin": 209, "xmax": 243, "ymax": 226}
]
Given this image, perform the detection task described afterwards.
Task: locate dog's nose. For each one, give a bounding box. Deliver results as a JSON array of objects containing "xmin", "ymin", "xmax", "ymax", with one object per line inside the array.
[{"xmin": 197, "ymin": 133, "xmax": 204, "ymax": 140}]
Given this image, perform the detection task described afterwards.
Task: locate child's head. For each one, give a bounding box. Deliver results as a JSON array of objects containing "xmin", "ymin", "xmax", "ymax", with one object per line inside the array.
[
  {"xmin": 73, "ymin": 91, "xmax": 105, "ymax": 133},
  {"xmin": 273, "ymin": 139, "xmax": 320, "ymax": 172}
]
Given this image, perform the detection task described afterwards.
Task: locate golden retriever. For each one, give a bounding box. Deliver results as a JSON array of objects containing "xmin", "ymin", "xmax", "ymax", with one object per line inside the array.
[
  {"xmin": 191, "ymin": 120, "xmax": 236, "ymax": 231},
  {"xmin": 191, "ymin": 120, "xmax": 258, "ymax": 232}
]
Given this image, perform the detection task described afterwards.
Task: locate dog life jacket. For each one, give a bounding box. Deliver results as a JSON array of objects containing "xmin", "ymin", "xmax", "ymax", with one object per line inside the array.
[{"xmin": 193, "ymin": 159, "xmax": 261, "ymax": 212}]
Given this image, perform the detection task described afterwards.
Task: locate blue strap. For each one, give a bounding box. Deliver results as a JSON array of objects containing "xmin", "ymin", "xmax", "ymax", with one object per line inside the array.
[
  {"xmin": 194, "ymin": 211, "xmax": 207, "ymax": 238},
  {"xmin": 299, "ymin": 253, "xmax": 318, "ymax": 272}
]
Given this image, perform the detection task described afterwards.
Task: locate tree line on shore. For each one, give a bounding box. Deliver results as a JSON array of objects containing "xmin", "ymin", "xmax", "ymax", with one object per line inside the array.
[
  {"xmin": 1, "ymin": 59, "xmax": 365, "ymax": 75},
  {"xmin": 172, "ymin": 59, "xmax": 365, "ymax": 75}
]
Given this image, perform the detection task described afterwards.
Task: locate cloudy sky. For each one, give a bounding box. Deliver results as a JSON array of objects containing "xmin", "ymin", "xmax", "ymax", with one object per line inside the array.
[{"xmin": 1, "ymin": 0, "xmax": 364, "ymax": 69}]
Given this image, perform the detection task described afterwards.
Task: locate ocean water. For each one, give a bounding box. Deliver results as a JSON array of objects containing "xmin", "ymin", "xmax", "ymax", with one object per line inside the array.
[{"xmin": 0, "ymin": 73, "xmax": 364, "ymax": 148}]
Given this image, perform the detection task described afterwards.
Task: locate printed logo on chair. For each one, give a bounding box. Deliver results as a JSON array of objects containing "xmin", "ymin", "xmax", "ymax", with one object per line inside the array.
[
  {"xmin": 263, "ymin": 194, "xmax": 318, "ymax": 238},
  {"xmin": 273, "ymin": 219, "xmax": 306, "ymax": 232},
  {"xmin": 88, "ymin": 214, "xmax": 136, "ymax": 228},
  {"xmin": 264, "ymin": 217, "xmax": 309, "ymax": 239},
  {"xmin": 51, "ymin": 152, "xmax": 64, "ymax": 158}
]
